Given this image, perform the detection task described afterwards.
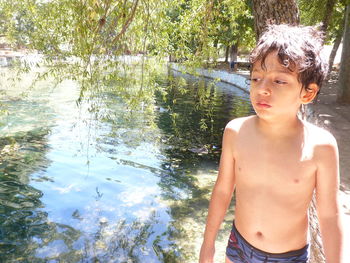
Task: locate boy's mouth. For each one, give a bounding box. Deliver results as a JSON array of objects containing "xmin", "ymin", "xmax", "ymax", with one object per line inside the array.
[{"xmin": 256, "ymin": 101, "xmax": 271, "ymax": 108}]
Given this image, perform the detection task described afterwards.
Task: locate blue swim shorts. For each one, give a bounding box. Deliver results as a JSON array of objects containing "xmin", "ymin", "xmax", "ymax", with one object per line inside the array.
[{"xmin": 226, "ymin": 223, "xmax": 309, "ymax": 263}]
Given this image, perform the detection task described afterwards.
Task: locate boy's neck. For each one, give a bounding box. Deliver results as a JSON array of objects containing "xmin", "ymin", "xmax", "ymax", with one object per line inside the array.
[{"xmin": 255, "ymin": 115, "xmax": 303, "ymax": 139}]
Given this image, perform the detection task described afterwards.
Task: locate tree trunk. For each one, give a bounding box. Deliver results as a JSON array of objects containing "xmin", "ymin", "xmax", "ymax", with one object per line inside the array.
[
  {"xmin": 229, "ymin": 43, "xmax": 238, "ymax": 63},
  {"xmin": 326, "ymin": 5, "xmax": 346, "ymax": 81},
  {"xmin": 251, "ymin": 0, "xmax": 299, "ymax": 39},
  {"xmin": 229, "ymin": 43, "xmax": 238, "ymax": 71},
  {"xmin": 338, "ymin": 4, "xmax": 350, "ymax": 103},
  {"xmin": 321, "ymin": 0, "xmax": 338, "ymax": 35},
  {"xmin": 325, "ymin": 32, "xmax": 342, "ymax": 81},
  {"xmin": 225, "ymin": 45, "xmax": 229, "ymax": 62}
]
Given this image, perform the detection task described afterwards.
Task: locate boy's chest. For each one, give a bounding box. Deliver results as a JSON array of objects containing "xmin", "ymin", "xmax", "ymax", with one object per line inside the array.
[{"xmin": 234, "ymin": 135, "xmax": 317, "ymax": 191}]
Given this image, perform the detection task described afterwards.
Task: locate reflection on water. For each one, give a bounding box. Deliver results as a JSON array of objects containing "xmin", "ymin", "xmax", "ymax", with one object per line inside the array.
[
  {"xmin": 0, "ymin": 68, "xmax": 252, "ymax": 262},
  {"xmin": 0, "ymin": 129, "xmax": 83, "ymax": 262}
]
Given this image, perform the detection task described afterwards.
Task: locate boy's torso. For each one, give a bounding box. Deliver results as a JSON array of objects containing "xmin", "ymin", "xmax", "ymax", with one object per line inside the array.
[{"xmin": 230, "ymin": 116, "xmax": 319, "ymax": 254}]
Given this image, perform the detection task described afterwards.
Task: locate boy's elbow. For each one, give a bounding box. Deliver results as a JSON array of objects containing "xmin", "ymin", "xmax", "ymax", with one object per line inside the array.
[
  {"xmin": 212, "ymin": 182, "xmax": 234, "ymax": 201},
  {"xmin": 317, "ymin": 210, "xmax": 343, "ymax": 227}
]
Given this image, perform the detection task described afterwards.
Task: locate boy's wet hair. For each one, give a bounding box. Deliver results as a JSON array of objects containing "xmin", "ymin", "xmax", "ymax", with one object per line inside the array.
[{"xmin": 250, "ymin": 24, "xmax": 328, "ymax": 91}]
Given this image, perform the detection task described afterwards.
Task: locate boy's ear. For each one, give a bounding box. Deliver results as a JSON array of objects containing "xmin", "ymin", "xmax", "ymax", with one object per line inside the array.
[{"xmin": 301, "ymin": 83, "xmax": 319, "ymax": 104}]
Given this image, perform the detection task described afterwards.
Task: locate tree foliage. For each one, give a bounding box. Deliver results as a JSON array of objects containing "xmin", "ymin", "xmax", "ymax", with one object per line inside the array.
[
  {"xmin": 298, "ymin": 0, "xmax": 347, "ymax": 42},
  {"xmin": 0, "ymin": 0, "xmax": 172, "ymax": 112},
  {"xmin": 0, "ymin": 0, "xmax": 256, "ymax": 69},
  {"xmin": 298, "ymin": 0, "xmax": 350, "ymax": 102},
  {"xmin": 1, "ymin": 0, "xmax": 349, "ymax": 103},
  {"xmin": 165, "ymin": 0, "xmax": 254, "ymax": 66}
]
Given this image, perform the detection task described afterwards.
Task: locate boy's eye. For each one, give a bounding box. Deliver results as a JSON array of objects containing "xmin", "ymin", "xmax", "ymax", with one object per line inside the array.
[
  {"xmin": 246, "ymin": 77, "xmax": 260, "ymax": 85},
  {"xmin": 275, "ymin": 80, "xmax": 287, "ymax": 85}
]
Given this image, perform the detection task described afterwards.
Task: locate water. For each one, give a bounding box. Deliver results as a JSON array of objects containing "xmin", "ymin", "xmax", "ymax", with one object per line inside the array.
[{"xmin": 0, "ymin": 68, "xmax": 252, "ymax": 262}]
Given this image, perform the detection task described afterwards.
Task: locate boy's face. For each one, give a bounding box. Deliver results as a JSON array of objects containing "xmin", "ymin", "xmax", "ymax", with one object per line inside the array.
[{"xmin": 249, "ymin": 51, "xmax": 315, "ymax": 120}]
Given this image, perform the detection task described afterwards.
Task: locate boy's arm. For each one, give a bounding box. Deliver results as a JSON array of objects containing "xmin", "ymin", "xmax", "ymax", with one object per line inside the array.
[
  {"xmin": 199, "ymin": 124, "xmax": 236, "ymax": 263},
  {"xmin": 315, "ymin": 134, "xmax": 344, "ymax": 263}
]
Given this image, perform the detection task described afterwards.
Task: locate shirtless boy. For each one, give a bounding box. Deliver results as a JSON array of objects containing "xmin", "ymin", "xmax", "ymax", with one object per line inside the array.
[{"xmin": 199, "ymin": 24, "xmax": 344, "ymax": 263}]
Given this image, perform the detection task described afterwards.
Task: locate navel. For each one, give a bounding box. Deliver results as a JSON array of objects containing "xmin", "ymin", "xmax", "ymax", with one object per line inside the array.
[{"xmin": 255, "ymin": 231, "xmax": 264, "ymax": 239}]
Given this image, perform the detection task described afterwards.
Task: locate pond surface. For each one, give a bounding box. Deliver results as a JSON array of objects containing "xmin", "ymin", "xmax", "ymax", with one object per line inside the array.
[{"xmin": 0, "ymin": 68, "xmax": 252, "ymax": 262}]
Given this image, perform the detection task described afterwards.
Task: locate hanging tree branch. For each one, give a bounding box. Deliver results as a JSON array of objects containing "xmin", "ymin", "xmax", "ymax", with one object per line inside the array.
[
  {"xmin": 104, "ymin": 2, "xmax": 126, "ymax": 44},
  {"xmin": 197, "ymin": 0, "xmax": 215, "ymax": 60},
  {"xmin": 111, "ymin": 0, "xmax": 139, "ymax": 45},
  {"xmin": 94, "ymin": 0, "xmax": 113, "ymax": 33}
]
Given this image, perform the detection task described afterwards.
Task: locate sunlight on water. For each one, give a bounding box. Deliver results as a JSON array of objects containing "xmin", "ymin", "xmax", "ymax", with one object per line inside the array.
[{"xmin": 0, "ymin": 68, "xmax": 252, "ymax": 262}]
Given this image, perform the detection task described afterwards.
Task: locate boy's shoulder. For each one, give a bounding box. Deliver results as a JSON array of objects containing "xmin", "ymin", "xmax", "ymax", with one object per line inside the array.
[
  {"xmin": 225, "ymin": 115, "xmax": 255, "ymax": 132},
  {"xmin": 303, "ymin": 120, "xmax": 337, "ymax": 143},
  {"xmin": 223, "ymin": 116, "xmax": 255, "ymax": 151},
  {"xmin": 302, "ymin": 120, "xmax": 337, "ymax": 147},
  {"xmin": 303, "ymin": 121, "xmax": 338, "ymax": 177}
]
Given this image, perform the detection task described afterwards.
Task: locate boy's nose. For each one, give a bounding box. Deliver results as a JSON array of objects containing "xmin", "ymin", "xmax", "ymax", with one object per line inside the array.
[{"xmin": 257, "ymin": 79, "xmax": 271, "ymax": 95}]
